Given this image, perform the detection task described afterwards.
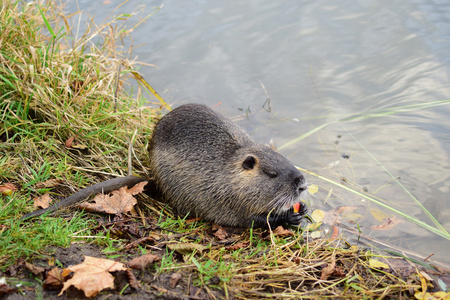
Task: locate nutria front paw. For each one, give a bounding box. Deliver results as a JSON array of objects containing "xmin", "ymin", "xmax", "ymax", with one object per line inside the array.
[
  {"xmin": 285, "ymin": 212, "xmax": 305, "ymax": 227},
  {"xmin": 286, "ymin": 202, "xmax": 308, "ymax": 227}
]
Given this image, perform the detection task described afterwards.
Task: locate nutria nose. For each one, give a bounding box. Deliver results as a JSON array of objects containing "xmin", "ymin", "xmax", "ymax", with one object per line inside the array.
[{"xmin": 293, "ymin": 174, "xmax": 307, "ymax": 193}]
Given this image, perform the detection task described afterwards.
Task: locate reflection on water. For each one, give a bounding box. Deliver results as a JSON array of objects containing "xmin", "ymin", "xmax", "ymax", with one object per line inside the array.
[{"xmin": 67, "ymin": 0, "xmax": 450, "ymax": 263}]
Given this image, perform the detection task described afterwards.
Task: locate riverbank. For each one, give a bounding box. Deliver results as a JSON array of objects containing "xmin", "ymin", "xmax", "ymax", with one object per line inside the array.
[{"xmin": 0, "ymin": 1, "xmax": 447, "ymax": 298}]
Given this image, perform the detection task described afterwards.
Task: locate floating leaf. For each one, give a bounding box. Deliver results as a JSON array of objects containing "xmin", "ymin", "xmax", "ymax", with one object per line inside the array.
[
  {"xmin": 306, "ymin": 222, "xmax": 322, "ymax": 231},
  {"xmin": 308, "ymin": 184, "xmax": 318, "ymax": 194},
  {"xmin": 371, "ymin": 216, "xmax": 403, "ymax": 231},
  {"xmin": 329, "ymin": 225, "xmax": 339, "ymax": 239},
  {"xmin": 311, "ymin": 209, "xmax": 325, "ymax": 222},
  {"xmin": 342, "ymin": 212, "xmax": 363, "ymax": 223},
  {"xmin": 370, "ymin": 208, "xmax": 390, "ymax": 223},
  {"xmin": 310, "ymin": 231, "xmax": 322, "ymax": 239},
  {"xmin": 322, "ymin": 206, "xmax": 358, "ymax": 225}
]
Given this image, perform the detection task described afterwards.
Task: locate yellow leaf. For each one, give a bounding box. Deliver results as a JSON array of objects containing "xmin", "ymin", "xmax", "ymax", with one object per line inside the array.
[
  {"xmin": 311, "ymin": 209, "xmax": 325, "ymax": 222},
  {"xmin": 306, "ymin": 222, "xmax": 322, "ymax": 231},
  {"xmin": 369, "ymin": 258, "xmax": 389, "ymax": 269},
  {"xmin": 342, "ymin": 212, "xmax": 363, "ymax": 222},
  {"xmin": 310, "ymin": 231, "xmax": 322, "ymax": 239},
  {"xmin": 308, "ymin": 184, "xmax": 318, "ymax": 194},
  {"xmin": 370, "ymin": 208, "xmax": 390, "ymax": 223}
]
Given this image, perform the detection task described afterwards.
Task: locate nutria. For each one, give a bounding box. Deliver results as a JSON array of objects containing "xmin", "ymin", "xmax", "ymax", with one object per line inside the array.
[{"xmin": 22, "ymin": 103, "xmax": 308, "ymax": 228}]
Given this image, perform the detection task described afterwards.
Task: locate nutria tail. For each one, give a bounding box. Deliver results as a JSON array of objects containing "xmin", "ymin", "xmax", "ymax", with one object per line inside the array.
[{"xmin": 21, "ymin": 176, "xmax": 148, "ymax": 220}]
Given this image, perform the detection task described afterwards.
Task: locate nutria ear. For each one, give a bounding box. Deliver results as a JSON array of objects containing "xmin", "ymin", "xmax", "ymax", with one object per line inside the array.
[{"xmin": 242, "ymin": 155, "xmax": 257, "ymax": 170}]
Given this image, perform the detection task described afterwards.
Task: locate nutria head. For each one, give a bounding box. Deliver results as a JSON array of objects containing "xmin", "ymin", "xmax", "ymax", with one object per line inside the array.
[{"xmin": 229, "ymin": 144, "xmax": 307, "ymax": 218}]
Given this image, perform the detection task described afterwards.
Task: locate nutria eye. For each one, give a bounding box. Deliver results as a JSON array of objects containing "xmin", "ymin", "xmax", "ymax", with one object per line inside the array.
[{"xmin": 242, "ymin": 156, "xmax": 256, "ymax": 170}]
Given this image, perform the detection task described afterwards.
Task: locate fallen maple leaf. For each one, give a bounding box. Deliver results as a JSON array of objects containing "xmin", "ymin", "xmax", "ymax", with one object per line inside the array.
[
  {"xmin": 77, "ymin": 181, "xmax": 147, "ymax": 215},
  {"xmin": 128, "ymin": 254, "xmax": 160, "ymax": 270},
  {"xmin": 33, "ymin": 194, "xmax": 53, "ymax": 209},
  {"xmin": 59, "ymin": 256, "xmax": 128, "ymax": 297}
]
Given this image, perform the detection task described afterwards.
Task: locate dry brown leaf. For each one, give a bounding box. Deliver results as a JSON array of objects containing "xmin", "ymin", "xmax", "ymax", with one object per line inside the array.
[
  {"xmin": 77, "ymin": 181, "xmax": 147, "ymax": 215},
  {"xmin": 0, "ymin": 283, "xmax": 15, "ymax": 297},
  {"xmin": 169, "ymin": 273, "xmax": 182, "ymax": 289},
  {"xmin": 225, "ymin": 241, "xmax": 250, "ymax": 251},
  {"xmin": 0, "ymin": 183, "xmax": 17, "ymax": 196},
  {"xmin": 329, "ymin": 225, "xmax": 339, "ymax": 239},
  {"xmin": 43, "ymin": 267, "xmax": 71, "ymax": 290},
  {"xmin": 128, "ymin": 254, "xmax": 160, "ymax": 270},
  {"xmin": 124, "ymin": 237, "xmax": 156, "ymax": 250},
  {"xmin": 59, "ymin": 256, "xmax": 127, "ymax": 297},
  {"xmin": 371, "ymin": 216, "xmax": 403, "ymax": 231},
  {"xmin": 35, "ymin": 179, "xmax": 63, "ymax": 189},
  {"xmin": 65, "ymin": 136, "xmax": 87, "ymax": 150},
  {"xmin": 167, "ymin": 243, "xmax": 206, "ymax": 255},
  {"xmin": 65, "ymin": 136, "xmax": 75, "ymax": 148},
  {"xmin": 213, "ymin": 228, "xmax": 228, "ymax": 240},
  {"xmin": 273, "ymin": 226, "xmax": 294, "ymax": 237},
  {"xmin": 33, "ymin": 194, "xmax": 53, "ymax": 209},
  {"xmin": 24, "ymin": 262, "xmax": 45, "ymax": 275},
  {"xmin": 126, "ymin": 269, "xmax": 140, "ymax": 290},
  {"xmin": 320, "ymin": 256, "xmax": 336, "ymax": 280}
]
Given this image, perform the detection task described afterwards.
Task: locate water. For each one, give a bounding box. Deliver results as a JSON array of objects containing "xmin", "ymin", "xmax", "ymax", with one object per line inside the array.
[{"xmin": 67, "ymin": 0, "xmax": 450, "ymax": 264}]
